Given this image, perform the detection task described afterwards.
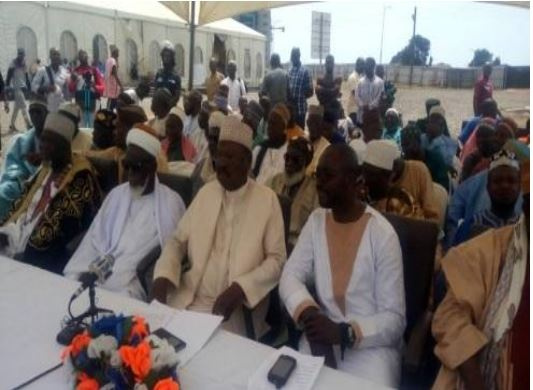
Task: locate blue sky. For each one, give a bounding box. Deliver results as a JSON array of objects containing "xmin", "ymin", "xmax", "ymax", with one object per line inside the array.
[{"xmin": 270, "ymin": 1, "xmax": 530, "ymax": 67}]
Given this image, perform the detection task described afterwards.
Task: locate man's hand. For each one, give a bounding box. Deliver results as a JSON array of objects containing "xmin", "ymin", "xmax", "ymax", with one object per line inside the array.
[
  {"xmin": 302, "ymin": 312, "xmax": 342, "ymax": 345},
  {"xmin": 47, "ymin": 85, "xmax": 56, "ymax": 93},
  {"xmin": 25, "ymin": 152, "xmax": 42, "ymax": 167},
  {"xmin": 151, "ymin": 278, "xmax": 172, "ymax": 304},
  {"xmin": 70, "ymin": 73, "xmax": 78, "ymax": 82},
  {"xmin": 212, "ymin": 282, "xmax": 246, "ymax": 320},
  {"xmin": 0, "ymin": 233, "xmax": 9, "ymax": 249}
]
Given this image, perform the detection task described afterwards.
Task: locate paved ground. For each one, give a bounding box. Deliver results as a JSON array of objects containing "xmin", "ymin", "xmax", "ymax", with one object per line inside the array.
[{"xmin": 1, "ymin": 85, "xmax": 529, "ymax": 154}]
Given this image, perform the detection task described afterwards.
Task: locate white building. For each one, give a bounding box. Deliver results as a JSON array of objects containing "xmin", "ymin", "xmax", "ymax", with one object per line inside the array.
[{"xmin": 0, "ymin": 0, "xmax": 266, "ymax": 87}]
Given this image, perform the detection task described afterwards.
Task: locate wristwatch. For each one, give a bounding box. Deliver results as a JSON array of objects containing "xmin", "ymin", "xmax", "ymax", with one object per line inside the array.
[{"xmin": 339, "ymin": 322, "xmax": 356, "ymax": 360}]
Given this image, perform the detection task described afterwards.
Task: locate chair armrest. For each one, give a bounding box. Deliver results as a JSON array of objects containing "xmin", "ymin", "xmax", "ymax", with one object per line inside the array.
[
  {"xmin": 66, "ymin": 231, "xmax": 87, "ymax": 257},
  {"xmin": 403, "ymin": 310, "xmax": 433, "ymax": 372},
  {"xmin": 136, "ymin": 246, "xmax": 162, "ymax": 297}
]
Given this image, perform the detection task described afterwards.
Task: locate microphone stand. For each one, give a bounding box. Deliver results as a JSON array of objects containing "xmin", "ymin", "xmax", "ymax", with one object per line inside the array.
[{"xmin": 69, "ymin": 278, "xmax": 114, "ymax": 326}]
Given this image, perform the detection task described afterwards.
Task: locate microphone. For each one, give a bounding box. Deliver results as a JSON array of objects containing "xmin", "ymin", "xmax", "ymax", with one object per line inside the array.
[{"xmin": 71, "ymin": 255, "xmax": 115, "ymax": 300}]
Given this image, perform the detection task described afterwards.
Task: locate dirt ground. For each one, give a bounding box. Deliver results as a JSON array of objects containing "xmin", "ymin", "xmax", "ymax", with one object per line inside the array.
[{"xmin": 1, "ymin": 85, "xmax": 529, "ymax": 154}]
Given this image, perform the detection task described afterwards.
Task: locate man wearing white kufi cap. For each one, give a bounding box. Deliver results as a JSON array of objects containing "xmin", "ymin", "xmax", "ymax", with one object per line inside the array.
[
  {"xmin": 153, "ymin": 114, "xmax": 287, "ymax": 338},
  {"xmin": 0, "ymin": 111, "xmax": 101, "ymax": 274},
  {"xmin": 65, "ymin": 125, "xmax": 185, "ymax": 300},
  {"xmin": 362, "ymin": 139, "xmax": 426, "ymax": 220},
  {"xmin": 154, "ymin": 40, "xmax": 181, "ymax": 106},
  {"xmin": 363, "ymin": 139, "xmax": 440, "ymax": 222}
]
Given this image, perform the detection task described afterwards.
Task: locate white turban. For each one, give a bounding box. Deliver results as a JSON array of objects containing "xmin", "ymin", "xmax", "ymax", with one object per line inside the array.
[
  {"xmin": 364, "ymin": 140, "xmax": 401, "ymax": 171},
  {"xmin": 429, "ymin": 105, "xmax": 445, "ymax": 119},
  {"xmin": 385, "ymin": 108, "xmax": 400, "ymax": 118},
  {"xmin": 209, "ymin": 111, "xmax": 225, "ymax": 129},
  {"xmin": 44, "ymin": 112, "xmax": 76, "ymax": 142},
  {"xmin": 126, "ymin": 126, "xmax": 161, "ymax": 158},
  {"xmin": 219, "ymin": 115, "xmax": 253, "ymax": 152}
]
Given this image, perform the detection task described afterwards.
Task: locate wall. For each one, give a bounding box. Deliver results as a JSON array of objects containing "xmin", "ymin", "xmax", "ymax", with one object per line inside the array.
[
  {"xmin": 0, "ymin": 2, "xmax": 266, "ymax": 88},
  {"xmin": 296, "ymin": 63, "xmax": 526, "ymax": 89}
]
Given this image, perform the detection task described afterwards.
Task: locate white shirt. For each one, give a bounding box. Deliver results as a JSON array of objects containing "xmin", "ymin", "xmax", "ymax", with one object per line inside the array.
[
  {"xmin": 252, "ymin": 143, "xmax": 288, "ymax": 185},
  {"xmin": 31, "ymin": 65, "xmax": 70, "ymax": 112},
  {"xmin": 356, "ymin": 75, "xmax": 384, "ymax": 123},
  {"xmin": 221, "ymin": 77, "xmax": 246, "ymax": 112},
  {"xmin": 65, "ymin": 191, "xmax": 159, "ymax": 301},
  {"xmin": 279, "ymin": 207, "xmax": 406, "ymax": 388},
  {"xmin": 345, "ymin": 71, "xmax": 361, "ymax": 115}
]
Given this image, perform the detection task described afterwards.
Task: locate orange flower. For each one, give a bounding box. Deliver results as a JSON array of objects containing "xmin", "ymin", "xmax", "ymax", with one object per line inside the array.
[
  {"xmin": 119, "ymin": 341, "xmax": 151, "ymax": 381},
  {"xmin": 130, "ymin": 316, "xmax": 149, "ymax": 342},
  {"xmin": 77, "ymin": 373, "xmax": 99, "ymax": 390},
  {"xmin": 62, "ymin": 331, "xmax": 92, "ymax": 360},
  {"xmin": 154, "ymin": 378, "xmax": 180, "ymax": 390}
]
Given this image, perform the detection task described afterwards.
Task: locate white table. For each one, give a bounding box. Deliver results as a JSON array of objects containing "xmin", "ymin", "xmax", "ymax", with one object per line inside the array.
[{"xmin": 0, "ymin": 257, "xmax": 386, "ymax": 390}]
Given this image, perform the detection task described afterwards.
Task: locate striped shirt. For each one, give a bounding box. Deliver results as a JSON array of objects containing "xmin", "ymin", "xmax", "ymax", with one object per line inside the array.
[{"xmin": 288, "ymin": 65, "xmax": 312, "ymax": 118}]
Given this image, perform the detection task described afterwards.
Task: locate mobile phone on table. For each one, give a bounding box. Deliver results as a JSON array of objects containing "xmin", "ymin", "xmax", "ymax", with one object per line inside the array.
[
  {"xmin": 267, "ymin": 354, "xmax": 297, "ymax": 388},
  {"xmin": 152, "ymin": 328, "xmax": 187, "ymax": 353}
]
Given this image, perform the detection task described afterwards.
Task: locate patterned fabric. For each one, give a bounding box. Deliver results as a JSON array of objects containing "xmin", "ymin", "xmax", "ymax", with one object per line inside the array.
[
  {"xmin": 288, "ymin": 65, "xmax": 311, "ymax": 119},
  {"xmin": 479, "ymin": 217, "xmax": 527, "ymax": 390},
  {"xmin": 2, "ymin": 155, "xmax": 101, "ymax": 252},
  {"xmin": 372, "ymin": 187, "xmax": 424, "ymax": 220}
]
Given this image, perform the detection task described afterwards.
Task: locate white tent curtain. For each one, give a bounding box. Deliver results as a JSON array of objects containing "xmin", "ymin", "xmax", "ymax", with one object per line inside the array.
[{"xmin": 149, "ymin": 41, "xmax": 161, "ymax": 73}]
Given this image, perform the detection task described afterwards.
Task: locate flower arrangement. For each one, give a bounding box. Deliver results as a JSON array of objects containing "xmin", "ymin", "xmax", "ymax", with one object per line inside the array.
[{"xmin": 62, "ymin": 315, "xmax": 180, "ymax": 390}]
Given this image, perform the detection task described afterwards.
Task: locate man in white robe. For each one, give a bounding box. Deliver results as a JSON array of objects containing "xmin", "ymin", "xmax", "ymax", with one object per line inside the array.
[
  {"xmin": 152, "ymin": 115, "xmax": 286, "ymax": 338},
  {"xmin": 64, "ymin": 125, "xmax": 185, "ymax": 300},
  {"xmin": 279, "ymin": 144, "xmax": 406, "ymax": 388}
]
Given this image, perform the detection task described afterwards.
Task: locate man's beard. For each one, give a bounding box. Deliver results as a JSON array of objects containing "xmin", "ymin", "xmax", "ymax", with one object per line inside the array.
[{"xmin": 129, "ymin": 177, "xmax": 149, "ymax": 199}]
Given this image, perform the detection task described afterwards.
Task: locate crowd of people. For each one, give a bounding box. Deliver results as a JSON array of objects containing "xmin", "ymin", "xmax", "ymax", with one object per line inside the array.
[{"xmin": 0, "ymin": 41, "xmax": 530, "ymax": 389}]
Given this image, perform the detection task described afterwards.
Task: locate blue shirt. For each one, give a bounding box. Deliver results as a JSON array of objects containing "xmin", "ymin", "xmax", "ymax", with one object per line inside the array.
[
  {"xmin": 0, "ymin": 128, "xmax": 39, "ymax": 220},
  {"xmin": 288, "ymin": 65, "xmax": 311, "ymax": 118},
  {"xmin": 458, "ymin": 116, "xmax": 481, "ymax": 145},
  {"xmin": 421, "ymin": 134, "xmax": 458, "ymax": 167},
  {"xmin": 452, "ymin": 208, "xmax": 520, "ymax": 247},
  {"xmin": 445, "ymin": 169, "xmax": 523, "ymax": 249},
  {"xmin": 382, "ymin": 127, "xmax": 402, "ymax": 148}
]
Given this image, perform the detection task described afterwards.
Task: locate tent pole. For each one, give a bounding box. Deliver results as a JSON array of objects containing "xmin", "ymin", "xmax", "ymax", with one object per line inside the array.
[{"xmin": 188, "ymin": 0, "xmax": 196, "ymax": 91}]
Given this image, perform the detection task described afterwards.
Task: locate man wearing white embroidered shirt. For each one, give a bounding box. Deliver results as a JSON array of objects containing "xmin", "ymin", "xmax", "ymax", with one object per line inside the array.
[
  {"xmin": 31, "ymin": 48, "xmax": 69, "ymax": 112},
  {"xmin": 356, "ymin": 57, "xmax": 384, "ymax": 126},
  {"xmin": 221, "ymin": 61, "xmax": 246, "ymax": 113},
  {"xmin": 279, "ymin": 143, "xmax": 405, "ymax": 387},
  {"xmin": 183, "ymin": 90, "xmax": 206, "ymax": 161},
  {"xmin": 152, "ymin": 115, "xmax": 286, "ymax": 338},
  {"xmin": 64, "ymin": 125, "xmax": 185, "ymax": 301}
]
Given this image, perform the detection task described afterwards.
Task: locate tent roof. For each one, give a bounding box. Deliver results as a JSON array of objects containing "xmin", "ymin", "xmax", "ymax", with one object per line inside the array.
[{"xmin": 49, "ymin": 0, "xmax": 265, "ymax": 39}]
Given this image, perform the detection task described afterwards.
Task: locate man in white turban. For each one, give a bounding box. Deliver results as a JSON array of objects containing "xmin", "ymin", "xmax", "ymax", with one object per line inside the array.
[
  {"xmin": 152, "ymin": 115, "xmax": 287, "ymax": 338},
  {"xmin": 64, "ymin": 125, "xmax": 185, "ymax": 300}
]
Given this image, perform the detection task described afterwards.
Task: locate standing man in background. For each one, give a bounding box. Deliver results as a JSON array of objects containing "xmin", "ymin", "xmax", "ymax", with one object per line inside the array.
[
  {"xmin": 221, "ymin": 61, "xmax": 246, "ymax": 113},
  {"xmin": 6, "ymin": 48, "xmax": 32, "ymax": 132},
  {"xmin": 345, "ymin": 58, "xmax": 365, "ymax": 126},
  {"xmin": 205, "ymin": 58, "xmax": 224, "ymax": 102},
  {"xmin": 473, "ymin": 64, "xmax": 494, "ymax": 116},
  {"xmin": 31, "ymin": 48, "xmax": 69, "ymax": 113},
  {"xmin": 260, "ymin": 53, "xmax": 289, "ymax": 107},
  {"xmin": 104, "ymin": 45, "xmax": 123, "ymax": 111},
  {"xmin": 356, "ymin": 57, "xmax": 384, "ymax": 126},
  {"xmin": 155, "ymin": 41, "xmax": 182, "ymax": 106},
  {"xmin": 288, "ymin": 47, "xmax": 313, "ymax": 129},
  {"xmin": 68, "ymin": 50, "xmax": 105, "ymax": 128}
]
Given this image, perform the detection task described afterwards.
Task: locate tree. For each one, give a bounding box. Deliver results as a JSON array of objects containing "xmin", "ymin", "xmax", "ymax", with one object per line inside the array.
[
  {"xmin": 390, "ymin": 35, "xmax": 431, "ymax": 66},
  {"xmin": 469, "ymin": 49, "xmax": 493, "ymax": 67},
  {"xmin": 493, "ymin": 57, "xmax": 501, "ymax": 66}
]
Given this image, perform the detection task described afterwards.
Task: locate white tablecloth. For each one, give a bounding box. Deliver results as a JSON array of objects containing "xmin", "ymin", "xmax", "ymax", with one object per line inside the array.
[{"xmin": 0, "ymin": 257, "xmax": 387, "ymax": 390}]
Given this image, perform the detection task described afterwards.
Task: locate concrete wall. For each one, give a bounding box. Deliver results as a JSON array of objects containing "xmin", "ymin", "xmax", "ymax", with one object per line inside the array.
[
  {"xmin": 0, "ymin": 1, "xmax": 266, "ymax": 88},
  {"xmin": 295, "ymin": 63, "xmax": 525, "ymax": 89}
]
